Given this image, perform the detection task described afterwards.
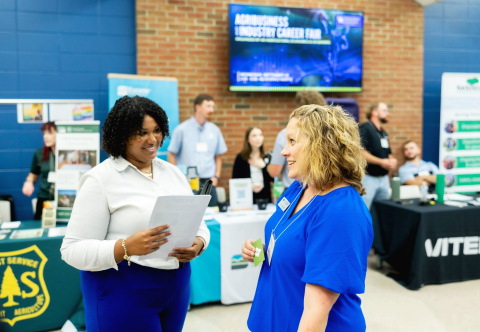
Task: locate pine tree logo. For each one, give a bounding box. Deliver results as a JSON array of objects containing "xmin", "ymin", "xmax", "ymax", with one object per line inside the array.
[
  {"xmin": 0, "ymin": 266, "xmax": 21, "ymax": 307},
  {"xmin": 0, "ymin": 245, "xmax": 50, "ymax": 326}
]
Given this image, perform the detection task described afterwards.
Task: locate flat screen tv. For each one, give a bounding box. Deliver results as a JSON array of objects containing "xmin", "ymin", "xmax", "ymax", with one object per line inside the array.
[{"xmin": 229, "ymin": 4, "xmax": 364, "ymax": 92}]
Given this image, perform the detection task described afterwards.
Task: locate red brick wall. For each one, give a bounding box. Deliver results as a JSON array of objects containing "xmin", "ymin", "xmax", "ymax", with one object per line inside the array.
[{"xmin": 136, "ymin": 0, "xmax": 424, "ymax": 188}]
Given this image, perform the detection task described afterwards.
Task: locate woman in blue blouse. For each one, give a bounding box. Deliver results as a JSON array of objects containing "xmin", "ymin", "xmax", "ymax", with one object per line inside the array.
[{"xmin": 242, "ymin": 104, "xmax": 373, "ymax": 332}]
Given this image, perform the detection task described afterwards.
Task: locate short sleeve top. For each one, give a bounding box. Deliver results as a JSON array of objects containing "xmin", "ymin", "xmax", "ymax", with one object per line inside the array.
[
  {"xmin": 30, "ymin": 148, "xmax": 55, "ymax": 199},
  {"xmin": 398, "ymin": 160, "xmax": 439, "ymax": 184},
  {"xmin": 359, "ymin": 121, "xmax": 392, "ymax": 176},
  {"xmin": 247, "ymin": 182, "xmax": 373, "ymax": 332},
  {"xmin": 167, "ymin": 117, "xmax": 227, "ymax": 178}
]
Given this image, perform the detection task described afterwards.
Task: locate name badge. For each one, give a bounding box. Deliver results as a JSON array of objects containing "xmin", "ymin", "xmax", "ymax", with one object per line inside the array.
[
  {"xmin": 278, "ymin": 197, "xmax": 290, "ymax": 212},
  {"xmin": 47, "ymin": 172, "xmax": 57, "ymax": 183},
  {"xmin": 267, "ymin": 232, "xmax": 275, "ymax": 266},
  {"xmin": 380, "ymin": 138, "xmax": 389, "ymax": 149},
  {"xmin": 196, "ymin": 142, "xmax": 208, "ymax": 153}
]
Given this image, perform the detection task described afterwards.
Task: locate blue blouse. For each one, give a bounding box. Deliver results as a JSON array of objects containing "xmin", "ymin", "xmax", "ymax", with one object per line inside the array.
[{"xmin": 247, "ymin": 181, "xmax": 373, "ymax": 332}]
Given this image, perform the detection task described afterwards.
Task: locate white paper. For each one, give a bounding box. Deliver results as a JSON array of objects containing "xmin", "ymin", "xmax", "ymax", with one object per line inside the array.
[
  {"xmin": 445, "ymin": 193, "xmax": 474, "ymax": 201},
  {"xmin": 1, "ymin": 221, "xmax": 21, "ymax": 229},
  {"xmin": 48, "ymin": 227, "xmax": 68, "ymax": 237},
  {"xmin": 229, "ymin": 178, "xmax": 253, "ymax": 211},
  {"xmin": 444, "ymin": 200, "xmax": 468, "ymax": 208},
  {"xmin": 139, "ymin": 195, "xmax": 211, "ymax": 260}
]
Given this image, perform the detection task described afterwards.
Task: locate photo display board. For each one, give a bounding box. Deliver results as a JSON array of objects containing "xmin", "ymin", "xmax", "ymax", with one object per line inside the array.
[
  {"xmin": 439, "ymin": 73, "xmax": 480, "ymax": 193},
  {"xmin": 55, "ymin": 121, "xmax": 100, "ymax": 222}
]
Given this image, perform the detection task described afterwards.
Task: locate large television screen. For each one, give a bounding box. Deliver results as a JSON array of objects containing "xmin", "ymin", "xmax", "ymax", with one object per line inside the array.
[{"xmin": 229, "ymin": 4, "xmax": 364, "ymax": 92}]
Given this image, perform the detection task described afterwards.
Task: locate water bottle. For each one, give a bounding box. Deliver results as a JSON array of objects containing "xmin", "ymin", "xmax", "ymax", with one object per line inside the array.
[
  {"xmin": 420, "ymin": 181, "xmax": 429, "ymax": 205},
  {"xmin": 272, "ymin": 177, "xmax": 284, "ymax": 205},
  {"xmin": 391, "ymin": 175, "xmax": 401, "ymax": 201}
]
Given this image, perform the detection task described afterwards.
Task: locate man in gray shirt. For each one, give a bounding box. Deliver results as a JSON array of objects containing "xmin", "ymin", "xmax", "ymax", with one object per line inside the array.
[
  {"xmin": 268, "ymin": 91, "xmax": 326, "ymax": 189},
  {"xmin": 168, "ymin": 94, "xmax": 227, "ymax": 206}
]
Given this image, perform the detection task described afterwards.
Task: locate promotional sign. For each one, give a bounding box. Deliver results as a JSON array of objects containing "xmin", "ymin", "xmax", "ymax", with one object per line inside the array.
[
  {"xmin": 215, "ymin": 210, "xmax": 273, "ymax": 304},
  {"xmin": 55, "ymin": 121, "xmax": 100, "ymax": 222},
  {"xmin": 108, "ymin": 74, "xmax": 179, "ymax": 161},
  {"xmin": 0, "ymin": 245, "xmax": 50, "ymax": 327},
  {"xmin": 17, "ymin": 103, "xmax": 48, "ymax": 123},
  {"xmin": 229, "ymin": 4, "xmax": 363, "ymax": 92},
  {"xmin": 229, "ymin": 178, "xmax": 254, "ymax": 211},
  {"xmin": 439, "ymin": 73, "xmax": 480, "ymax": 193}
]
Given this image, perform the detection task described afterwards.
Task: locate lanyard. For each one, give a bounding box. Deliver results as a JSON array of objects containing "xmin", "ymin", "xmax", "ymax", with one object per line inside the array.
[
  {"xmin": 272, "ymin": 187, "xmax": 321, "ymax": 242},
  {"xmin": 368, "ymin": 121, "xmax": 387, "ymax": 140}
]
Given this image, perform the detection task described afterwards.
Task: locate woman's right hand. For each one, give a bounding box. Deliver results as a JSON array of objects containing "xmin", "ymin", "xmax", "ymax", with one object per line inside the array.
[
  {"xmin": 241, "ymin": 239, "xmax": 256, "ymax": 262},
  {"xmin": 125, "ymin": 224, "xmax": 171, "ymax": 256},
  {"xmin": 22, "ymin": 181, "xmax": 34, "ymax": 197}
]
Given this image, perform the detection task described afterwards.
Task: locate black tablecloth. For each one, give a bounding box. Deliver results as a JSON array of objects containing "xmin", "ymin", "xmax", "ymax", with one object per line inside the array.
[{"xmin": 371, "ymin": 199, "xmax": 480, "ymax": 290}]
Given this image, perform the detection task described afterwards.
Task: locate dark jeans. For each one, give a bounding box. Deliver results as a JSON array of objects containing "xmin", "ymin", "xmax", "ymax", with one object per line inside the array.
[
  {"xmin": 34, "ymin": 197, "xmax": 49, "ymax": 220},
  {"xmin": 199, "ymin": 179, "xmax": 218, "ymax": 207}
]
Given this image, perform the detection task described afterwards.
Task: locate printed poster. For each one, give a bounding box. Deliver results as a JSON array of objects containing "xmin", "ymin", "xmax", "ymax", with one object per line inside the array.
[
  {"xmin": 55, "ymin": 121, "xmax": 100, "ymax": 221},
  {"xmin": 17, "ymin": 103, "xmax": 48, "ymax": 123},
  {"xmin": 439, "ymin": 73, "xmax": 480, "ymax": 193}
]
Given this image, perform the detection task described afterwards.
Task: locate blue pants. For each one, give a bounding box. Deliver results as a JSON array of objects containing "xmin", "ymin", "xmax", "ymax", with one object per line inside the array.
[
  {"xmin": 80, "ymin": 261, "xmax": 191, "ymax": 332},
  {"xmin": 361, "ymin": 174, "xmax": 390, "ymax": 210}
]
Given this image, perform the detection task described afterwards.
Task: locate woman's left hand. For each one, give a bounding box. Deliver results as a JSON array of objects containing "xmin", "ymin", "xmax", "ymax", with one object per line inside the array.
[
  {"xmin": 169, "ymin": 238, "xmax": 204, "ymax": 263},
  {"xmin": 248, "ymin": 158, "xmax": 266, "ymax": 169}
]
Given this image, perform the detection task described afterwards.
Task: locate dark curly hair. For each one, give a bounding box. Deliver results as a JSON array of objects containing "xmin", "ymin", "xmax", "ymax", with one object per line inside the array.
[{"xmin": 102, "ymin": 96, "xmax": 170, "ymax": 158}]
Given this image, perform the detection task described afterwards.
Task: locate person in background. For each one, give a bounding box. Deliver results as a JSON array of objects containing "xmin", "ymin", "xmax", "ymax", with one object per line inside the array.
[
  {"xmin": 359, "ymin": 102, "xmax": 397, "ymax": 209},
  {"xmin": 168, "ymin": 94, "xmax": 227, "ymax": 207},
  {"xmin": 61, "ymin": 96, "xmax": 209, "ymax": 332},
  {"xmin": 399, "ymin": 140, "xmax": 438, "ymax": 192},
  {"xmin": 232, "ymin": 127, "xmax": 273, "ymax": 203},
  {"xmin": 242, "ymin": 105, "xmax": 373, "ymax": 331},
  {"xmin": 22, "ymin": 121, "xmax": 56, "ymax": 220},
  {"xmin": 268, "ymin": 91, "xmax": 327, "ymax": 190}
]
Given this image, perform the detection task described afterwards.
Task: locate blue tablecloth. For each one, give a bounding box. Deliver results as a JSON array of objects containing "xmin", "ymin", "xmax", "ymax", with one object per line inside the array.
[{"xmin": 189, "ymin": 219, "xmax": 221, "ymax": 305}]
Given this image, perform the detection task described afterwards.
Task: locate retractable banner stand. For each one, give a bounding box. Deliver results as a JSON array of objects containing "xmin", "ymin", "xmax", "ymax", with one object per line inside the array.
[
  {"xmin": 439, "ymin": 73, "xmax": 480, "ymax": 193},
  {"xmin": 55, "ymin": 121, "xmax": 100, "ymax": 222},
  {"xmin": 107, "ymin": 74, "xmax": 179, "ymax": 161}
]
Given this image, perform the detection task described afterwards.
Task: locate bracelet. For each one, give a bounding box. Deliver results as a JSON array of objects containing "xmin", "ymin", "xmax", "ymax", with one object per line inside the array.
[
  {"xmin": 122, "ymin": 238, "xmax": 131, "ymax": 266},
  {"xmin": 215, "ymin": 176, "xmax": 221, "ymax": 182}
]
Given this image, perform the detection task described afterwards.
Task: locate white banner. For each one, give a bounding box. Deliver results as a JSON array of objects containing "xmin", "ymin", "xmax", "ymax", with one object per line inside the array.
[
  {"xmin": 439, "ymin": 73, "xmax": 480, "ymax": 193},
  {"xmin": 55, "ymin": 121, "xmax": 100, "ymax": 221},
  {"xmin": 216, "ymin": 208, "xmax": 274, "ymax": 304}
]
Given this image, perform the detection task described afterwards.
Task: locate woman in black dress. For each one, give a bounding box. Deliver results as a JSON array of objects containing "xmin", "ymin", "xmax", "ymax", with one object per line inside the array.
[{"xmin": 232, "ymin": 127, "xmax": 273, "ymax": 203}]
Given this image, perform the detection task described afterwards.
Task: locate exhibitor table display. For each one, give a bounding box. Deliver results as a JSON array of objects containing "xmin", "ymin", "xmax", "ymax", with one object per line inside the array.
[
  {"xmin": 0, "ymin": 221, "xmax": 82, "ymax": 332},
  {"xmin": 372, "ymin": 199, "xmax": 480, "ymax": 290},
  {"xmin": 190, "ymin": 207, "xmax": 274, "ymax": 305}
]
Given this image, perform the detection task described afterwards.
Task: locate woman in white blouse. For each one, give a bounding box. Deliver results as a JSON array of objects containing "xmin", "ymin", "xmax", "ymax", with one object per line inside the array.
[{"xmin": 61, "ymin": 96, "xmax": 210, "ymax": 332}]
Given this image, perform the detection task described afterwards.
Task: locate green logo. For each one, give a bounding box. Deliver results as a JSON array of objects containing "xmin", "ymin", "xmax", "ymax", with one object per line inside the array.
[
  {"xmin": 467, "ymin": 78, "xmax": 479, "ymax": 85},
  {"xmin": 231, "ymin": 255, "xmax": 248, "ymax": 270}
]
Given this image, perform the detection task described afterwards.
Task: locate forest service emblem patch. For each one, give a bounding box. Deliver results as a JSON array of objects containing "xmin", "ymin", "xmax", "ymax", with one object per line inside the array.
[{"xmin": 0, "ymin": 245, "xmax": 50, "ymax": 326}]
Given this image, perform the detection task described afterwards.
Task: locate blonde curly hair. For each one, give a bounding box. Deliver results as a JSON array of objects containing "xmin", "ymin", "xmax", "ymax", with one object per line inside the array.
[{"xmin": 290, "ymin": 104, "xmax": 367, "ymax": 195}]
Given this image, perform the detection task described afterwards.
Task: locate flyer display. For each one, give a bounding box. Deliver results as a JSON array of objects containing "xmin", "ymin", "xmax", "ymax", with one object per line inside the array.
[
  {"xmin": 55, "ymin": 121, "xmax": 100, "ymax": 221},
  {"xmin": 439, "ymin": 73, "xmax": 480, "ymax": 193}
]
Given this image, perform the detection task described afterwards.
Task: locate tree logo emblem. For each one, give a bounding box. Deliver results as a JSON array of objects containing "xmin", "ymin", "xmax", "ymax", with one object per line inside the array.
[
  {"xmin": 467, "ymin": 78, "xmax": 479, "ymax": 85},
  {"xmin": 0, "ymin": 245, "xmax": 50, "ymax": 326}
]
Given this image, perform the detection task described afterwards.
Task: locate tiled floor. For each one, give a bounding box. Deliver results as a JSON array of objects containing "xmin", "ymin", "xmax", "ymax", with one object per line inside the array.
[{"xmin": 183, "ymin": 254, "xmax": 480, "ymax": 332}]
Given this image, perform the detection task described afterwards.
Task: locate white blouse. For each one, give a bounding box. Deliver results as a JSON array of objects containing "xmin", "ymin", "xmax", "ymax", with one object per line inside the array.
[{"xmin": 60, "ymin": 156, "xmax": 210, "ymax": 272}]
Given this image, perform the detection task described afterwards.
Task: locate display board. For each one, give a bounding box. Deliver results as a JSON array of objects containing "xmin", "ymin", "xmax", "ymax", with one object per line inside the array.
[
  {"xmin": 55, "ymin": 121, "xmax": 100, "ymax": 222},
  {"xmin": 439, "ymin": 73, "xmax": 480, "ymax": 193},
  {"xmin": 108, "ymin": 74, "xmax": 179, "ymax": 161}
]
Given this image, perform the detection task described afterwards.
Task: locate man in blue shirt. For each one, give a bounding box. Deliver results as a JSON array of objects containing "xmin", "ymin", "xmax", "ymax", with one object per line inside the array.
[
  {"xmin": 168, "ymin": 94, "xmax": 228, "ymax": 206},
  {"xmin": 399, "ymin": 140, "xmax": 438, "ymax": 191}
]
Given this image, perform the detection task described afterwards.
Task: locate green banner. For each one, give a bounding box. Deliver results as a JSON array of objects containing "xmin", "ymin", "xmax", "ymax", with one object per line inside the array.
[
  {"xmin": 56, "ymin": 209, "xmax": 71, "ymax": 220},
  {"xmin": 455, "ymin": 156, "xmax": 480, "ymax": 168},
  {"xmin": 457, "ymin": 121, "xmax": 480, "ymax": 133},
  {"xmin": 455, "ymin": 174, "xmax": 480, "ymax": 186},
  {"xmin": 457, "ymin": 138, "xmax": 480, "ymax": 151},
  {"xmin": 57, "ymin": 125, "xmax": 99, "ymax": 134}
]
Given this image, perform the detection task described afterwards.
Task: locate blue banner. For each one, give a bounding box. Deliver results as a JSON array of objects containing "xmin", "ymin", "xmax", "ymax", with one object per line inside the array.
[
  {"xmin": 108, "ymin": 75, "xmax": 179, "ymax": 160},
  {"xmin": 229, "ymin": 4, "xmax": 364, "ymax": 92}
]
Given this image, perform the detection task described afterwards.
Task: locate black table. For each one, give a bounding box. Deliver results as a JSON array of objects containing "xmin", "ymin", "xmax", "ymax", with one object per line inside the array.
[
  {"xmin": 371, "ymin": 199, "xmax": 480, "ymax": 290},
  {"xmin": 0, "ymin": 221, "xmax": 83, "ymax": 332}
]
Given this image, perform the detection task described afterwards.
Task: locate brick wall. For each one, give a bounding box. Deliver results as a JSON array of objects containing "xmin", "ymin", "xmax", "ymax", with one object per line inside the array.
[{"xmin": 136, "ymin": 0, "xmax": 424, "ymax": 188}]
